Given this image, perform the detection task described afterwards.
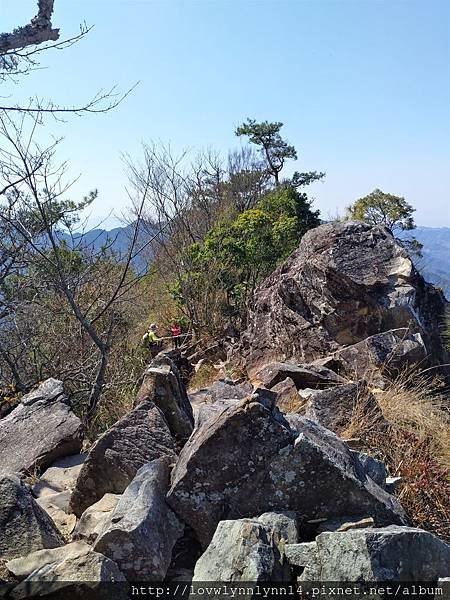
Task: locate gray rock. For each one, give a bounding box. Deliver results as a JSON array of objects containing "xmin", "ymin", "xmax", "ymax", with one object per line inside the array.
[
  {"xmin": 353, "ymin": 452, "xmax": 388, "ymax": 488},
  {"xmin": 256, "ymin": 362, "xmax": 345, "ymax": 390},
  {"xmin": 301, "ymin": 382, "xmax": 383, "ymax": 434},
  {"xmin": 36, "ymin": 492, "xmax": 77, "ymax": 537},
  {"xmin": 167, "ymin": 393, "xmax": 293, "ymax": 547},
  {"xmin": 205, "ymin": 379, "xmax": 254, "ymax": 401},
  {"xmin": 271, "ymin": 378, "xmax": 302, "ymax": 413},
  {"xmin": 73, "ymin": 493, "xmax": 121, "ymax": 544},
  {"xmin": 69, "ymin": 401, "xmax": 176, "ymax": 517},
  {"xmin": 194, "ymin": 399, "xmax": 237, "ymax": 430},
  {"xmin": 194, "ymin": 388, "xmax": 279, "ymax": 431},
  {"xmin": 236, "ymin": 221, "xmax": 448, "ymax": 378},
  {"xmin": 0, "ymin": 379, "xmax": 83, "ymax": 477},
  {"xmin": 167, "ymin": 397, "xmax": 407, "ymax": 548},
  {"xmin": 263, "ymin": 417, "xmax": 407, "ymax": 526},
  {"xmin": 94, "ymin": 456, "xmax": 183, "ymax": 581},
  {"xmin": 10, "ymin": 551, "xmax": 126, "ymax": 600},
  {"xmin": 283, "ymin": 411, "xmax": 309, "ymax": 432},
  {"xmin": 32, "ymin": 454, "xmax": 87, "ymax": 537},
  {"xmin": 316, "ymin": 515, "xmax": 375, "ymax": 533},
  {"xmin": 6, "ymin": 541, "xmax": 92, "ymax": 579},
  {"xmin": 33, "ymin": 453, "xmax": 86, "ymax": 498},
  {"xmin": 436, "ymin": 579, "xmax": 450, "ymax": 599},
  {"xmin": 0, "ymin": 475, "xmax": 64, "ymax": 560},
  {"xmin": 312, "ymin": 526, "xmax": 450, "ymax": 581},
  {"xmin": 258, "ymin": 511, "xmax": 299, "ymax": 544},
  {"xmin": 36, "ymin": 490, "xmax": 71, "ymax": 513},
  {"xmin": 134, "ymin": 354, "xmax": 193, "ymax": 441},
  {"xmin": 190, "ymin": 380, "xmax": 254, "ymax": 428},
  {"xmin": 192, "ymin": 519, "xmax": 288, "ymax": 582},
  {"xmin": 336, "ymin": 329, "xmax": 428, "ymax": 378},
  {"xmin": 285, "ymin": 542, "xmax": 320, "ymax": 579},
  {"xmin": 285, "ymin": 541, "xmax": 318, "ymax": 567}
]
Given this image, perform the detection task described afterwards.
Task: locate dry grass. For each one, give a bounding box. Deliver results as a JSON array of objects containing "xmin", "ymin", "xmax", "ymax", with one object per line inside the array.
[
  {"xmin": 342, "ymin": 368, "xmax": 450, "ymax": 542},
  {"xmin": 375, "ymin": 373, "xmax": 449, "ymax": 466},
  {"xmin": 188, "ymin": 363, "xmax": 220, "ymax": 392},
  {"xmin": 84, "ymin": 380, "xmax": 138, "ymax": 441}
]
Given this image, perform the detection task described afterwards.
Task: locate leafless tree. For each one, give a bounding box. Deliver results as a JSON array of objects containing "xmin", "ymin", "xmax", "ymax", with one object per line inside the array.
[
  {"xmin": 124, "ymin": 142, "xmax": 273, "ymax": 334},
  {"xmin": 0, "ymin": 113, "xmax": 148, "ymax": 417},
  {"xmin": 226, "ymin": 146, "xmax": 270, "ymax": 212},
  {"xmin": 0, "ymin": 0, "xmax": 137, "ymax": 115}
]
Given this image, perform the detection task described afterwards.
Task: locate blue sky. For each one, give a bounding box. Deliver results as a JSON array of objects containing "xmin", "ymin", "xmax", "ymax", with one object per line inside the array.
[{"xmin": 2, "ymin": 0, "xmax": 450, "ymax": 227}]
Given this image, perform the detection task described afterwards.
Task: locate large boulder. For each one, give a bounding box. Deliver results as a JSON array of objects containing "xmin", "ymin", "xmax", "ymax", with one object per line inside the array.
[
  {"xmin": 299, "ymin": 382, "xmax": 383, "ymax": 434},
  {"xmin": 258, "ymin": 511, "xmax": 299, "ymax": 544},
  {"xmin": 0, "ymin": 379, "xmax": 83, "ymax": 477},
  {"xmin": 192, "ymin": 518, "xmax": 288, "ymax": 583},
  {"xmin": 335, "ymin": 328, "xmax": 428, "ymax": 379},
  {"xmin": 194, "ymin": 399, "xmax": 237, "ymax": 430},
  {"xmin": 201, "ymin": 378, "xmax": 254, "ymax": 402},
  {"xmin": 284, "ymin": 542, "xmax": 320, "ymax": 580},
  {"xmin": 69, "ymin": 401, "xmax": 176, "ymax": 517},
  {"xmin": 35, "ymin": 491, "xmax": 77, "ymax": 537},
  {"xmin": 94, "ymin": 457, "xmax": 183, "ymax": 581},
  {"xmin": 32, "ymin": 453, "xmax": 86, "ymax": 499},
  {"xmin": 167, "ymin": 395, "xmax": 407, "ymax": 548},
  {"xmin": 6, "ymin": 541, "xmax": 92, "ymax": 579},
  {"xmin": 192, "ymin": 380, "xmax": 258, "ymax": 429},
  {"xmin": 167, "ymin": 392, "xmax": 292, "ymax": 548},
  {"xmin": 271, "ymin": 377, "xmax": 301, "ymax": 413},
  {"xmin": 0, "ymin": 475, "xmax": 64, "ymax": 560},
  {"xmin": 9, "ymin": 552, "xmax": 126, "ymax": 600},
  {"xmin": 353, "ymin": 452, "xmax": 388, "ymax": 488},
  {"xmin": 73, "ymin": 494, "xmax": 121, "ymax": 544},
  {"xmin": 255, "ymin": 362, "xmax": 345, "ymax": 389},
  {"xmin": 237, "ymin": 222, "xmax": 448, "ymax": 378},
  {"xmin": 134, "ymin": 355, "xmax": 193, "ymax": 441},
  {"xmin": 293, "ymin": 526, "xmax": 450, "ymax": 581}
]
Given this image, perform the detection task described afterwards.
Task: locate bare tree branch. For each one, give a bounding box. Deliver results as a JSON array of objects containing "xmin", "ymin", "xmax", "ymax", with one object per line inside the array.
[{"xmin": 0, "ymin": 0, "xmax": 59, "ymax": 54}]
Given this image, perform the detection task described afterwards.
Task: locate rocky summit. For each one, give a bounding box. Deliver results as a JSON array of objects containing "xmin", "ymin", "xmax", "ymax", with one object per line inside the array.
[
  {"xmin": 0, "ymin": 221, "xmax": 448, "ymax": 595},
  {"xmin": 237, "ymin": 221, "xmax": 448, "ymax": 378}
]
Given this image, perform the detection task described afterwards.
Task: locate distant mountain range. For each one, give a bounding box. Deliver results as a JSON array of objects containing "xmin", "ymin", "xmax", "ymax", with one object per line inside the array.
[
  {"xmin": 66, "ymin": 224, "xmax": 137, "ymax": 256},
  {"xmin": 61, "ymin": 222, "xmax": 158, "ymax": 273},
  {"xmin": 403, "ymin": 227, "xmax": 450, "ymax": 298},
  {"xmin": 67, "ymin": 223, "xmax": 450, "ymax": 299}
]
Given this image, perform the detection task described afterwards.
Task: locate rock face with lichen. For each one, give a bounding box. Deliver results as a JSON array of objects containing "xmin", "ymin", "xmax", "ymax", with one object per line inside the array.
[
  {"xmin": 94, "ymin": 457, "xmax": 183, "ymax": 581},
  {"xmin": 236, "ymin": 221, "xmax": 448, "ymax": 378},
  {"xmin": 133, "ymin": 354, "xmax": 194, "ymax": 441},
  {"xmin": 0, "ymin": 475, "xmax": 64, "ymax": 560},
  {"xmin": 286, "ymin": 526, "xmax": 450, "ymax": 582},
  {"xmin": 167, "ymin": 393, "xmax": 407, "ymax": 548},
  {"xmin": 0, "ymin": 379, "xmax": 83, "ymax": 478},
  {"xmin": 192, "ymin": 518, "xmax": 289, "ymax": 582},
  {"xmin": 69, "ymin": 401, "xmax": 176, "ymax": 517}
]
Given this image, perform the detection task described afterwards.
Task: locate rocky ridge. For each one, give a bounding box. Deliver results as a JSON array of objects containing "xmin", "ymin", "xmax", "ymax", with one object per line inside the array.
[{"xmin": 0, "ymin": 222, "xmax": 448, "ymax": 595}]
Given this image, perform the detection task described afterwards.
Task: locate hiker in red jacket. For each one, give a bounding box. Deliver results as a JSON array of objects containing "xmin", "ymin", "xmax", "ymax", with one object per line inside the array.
[{"xmin": 170, "ymin": 322, "xmax": 182, "ymax": 348}]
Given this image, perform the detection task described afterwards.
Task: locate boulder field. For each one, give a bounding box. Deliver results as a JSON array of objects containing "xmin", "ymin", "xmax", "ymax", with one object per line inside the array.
[{"xmin": 0, "ymin": 222, "xmax": 448, "ymax": 594}]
